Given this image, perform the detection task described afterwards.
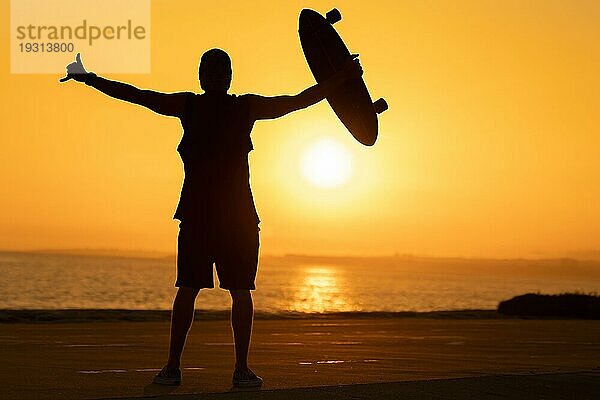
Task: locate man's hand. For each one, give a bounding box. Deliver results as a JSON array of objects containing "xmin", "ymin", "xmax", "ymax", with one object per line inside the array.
[
  {"xmin": 338, "ymin": 54, "xmax": 363, "ymax": 81},
  {"xmin": 60, "ymin": 53, "xmax": 89, "ymax": 82}
]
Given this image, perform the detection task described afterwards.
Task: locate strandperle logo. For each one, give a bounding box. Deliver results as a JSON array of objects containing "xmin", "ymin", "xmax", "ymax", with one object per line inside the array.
[
  {"xmin": 15, "ymin": 20, "xmax": 147, "ymax": 46},
  {"xmin": 11, "ymin": 0, "xmax": 150, "ymax": 73}
]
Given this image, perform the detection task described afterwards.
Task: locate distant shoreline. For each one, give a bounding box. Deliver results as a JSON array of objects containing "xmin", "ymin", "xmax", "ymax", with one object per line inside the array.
[{"xmin": 3, "ymin": 249, "xmax": 600, "ymax": 263}]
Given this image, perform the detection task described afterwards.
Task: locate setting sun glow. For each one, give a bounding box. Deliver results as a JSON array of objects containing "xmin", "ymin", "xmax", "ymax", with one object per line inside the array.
[
  {"xmin": 1, "ymin": 1, "xmax": 599, "ymax": 258},
  {"xmin": 300, "ymin": 138, "xmax": 353, "ymax": 188}
]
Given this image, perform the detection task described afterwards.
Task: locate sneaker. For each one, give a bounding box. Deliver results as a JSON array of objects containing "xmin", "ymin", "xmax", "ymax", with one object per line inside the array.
[
  {"xmin": 232, "ymin": 368, "xmax": 263, "ymax": 388},
  {"xmin": 152, "ymin": 366, "xmax": 181, "ymax": 386}
]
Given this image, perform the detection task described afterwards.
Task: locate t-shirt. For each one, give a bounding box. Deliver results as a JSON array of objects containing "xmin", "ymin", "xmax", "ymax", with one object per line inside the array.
[{"xmin": 173, "ymin": 92, "xmax": 260, "ymax": 228}]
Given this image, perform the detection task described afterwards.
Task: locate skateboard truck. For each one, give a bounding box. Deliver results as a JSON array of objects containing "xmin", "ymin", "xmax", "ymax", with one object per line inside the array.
[
  {"xmin": 326, "ymin": 9, "xmax": 342, "ymax": 24},
  {"xmin": 373, "ymin": 98, "xmax": 388, "ymax": 114}
]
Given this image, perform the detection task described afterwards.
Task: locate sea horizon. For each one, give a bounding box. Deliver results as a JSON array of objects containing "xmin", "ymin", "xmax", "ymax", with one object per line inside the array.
[{"xmin": 3, "ymin": 248, "xmax": 600, "ymax": 262}]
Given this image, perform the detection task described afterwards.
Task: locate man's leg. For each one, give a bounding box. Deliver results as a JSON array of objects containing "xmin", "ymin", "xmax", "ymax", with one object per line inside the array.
[
  {"xmin": 167, "ymin": 286, "xmax": 200, "ymax": 369},
  {"xmin": 229, "ymin": 289, "xmax": 253, "ymax": 371},
  {"xmin": 229, "ymin": 289, "xmax": 262, "ymax": 386}
]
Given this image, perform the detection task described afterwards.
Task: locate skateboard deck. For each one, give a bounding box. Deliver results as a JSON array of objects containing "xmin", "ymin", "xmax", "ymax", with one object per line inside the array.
[{"xmin": 299, "ymin": 8, "xmax": 387, "ymax": 146}]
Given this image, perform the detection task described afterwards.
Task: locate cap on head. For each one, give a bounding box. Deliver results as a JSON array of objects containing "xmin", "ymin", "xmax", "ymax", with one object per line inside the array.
[{"xmin": 199, "ymin": 48, "xmax": 232, "ymax": 93}]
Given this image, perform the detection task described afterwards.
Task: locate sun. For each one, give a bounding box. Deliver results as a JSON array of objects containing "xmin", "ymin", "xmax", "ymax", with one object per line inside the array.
[{"xmin": 300, "ymin": 138, "xmax": 353, "ymax": 188}]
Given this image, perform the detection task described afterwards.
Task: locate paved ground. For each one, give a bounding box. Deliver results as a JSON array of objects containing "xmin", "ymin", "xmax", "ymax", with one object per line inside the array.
[
  {"xmin": 116, "ymin": 371, "xmax": 600, "ymax": 400},
  {"xmin": 1, "ymin": 318, "xmax": 599, "ymax": 399}
]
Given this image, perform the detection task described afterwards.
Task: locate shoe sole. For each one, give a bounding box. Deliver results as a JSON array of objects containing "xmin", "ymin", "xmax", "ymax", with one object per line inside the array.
[
  {"xmin": 233, "ymin": 379, "xmax": 263, "ymax": 388},
  {"xmin": 153, "ymin": 376, "xmax": 181, "ymax": 386}
]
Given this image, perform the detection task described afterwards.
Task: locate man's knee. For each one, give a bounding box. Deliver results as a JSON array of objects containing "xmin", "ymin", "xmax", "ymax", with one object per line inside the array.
[
  {"xmin": 229, "ymin": 289, "xmax": 251, "ymax": 300},
  {"xmin": 177, "ymin": 286, "xmax": 200, "ymax": 300}
]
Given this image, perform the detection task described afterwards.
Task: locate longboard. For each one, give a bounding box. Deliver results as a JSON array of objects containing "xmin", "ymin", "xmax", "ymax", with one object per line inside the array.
[{"xmin": 299, "ymin": 8, "xmax": 387, "ymax": 146}]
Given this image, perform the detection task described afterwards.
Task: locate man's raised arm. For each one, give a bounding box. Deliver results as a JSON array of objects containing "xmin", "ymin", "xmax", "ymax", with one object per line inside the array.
[
  {"xmin": 61, "ymin": 53, "xmax": 188, "ymax": 118},
  {"xmin": 247, "ymin": 55, "xmax": 363, "ymax": 121}
]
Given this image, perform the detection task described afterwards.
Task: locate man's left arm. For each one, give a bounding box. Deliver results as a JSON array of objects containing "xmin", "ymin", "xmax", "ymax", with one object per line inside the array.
[{"xmin": 247, "ymin": 56, "xmax": 362, "ymax": 121}]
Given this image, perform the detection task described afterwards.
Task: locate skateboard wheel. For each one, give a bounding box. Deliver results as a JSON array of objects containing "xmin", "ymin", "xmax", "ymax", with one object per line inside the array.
[
  {"xmin": 373, "ymin": 98, "xmax": 388, "ymax": 114},
  {"xmin": 326, "ymin": 9, "xmax": 342, "ymax": 24}
]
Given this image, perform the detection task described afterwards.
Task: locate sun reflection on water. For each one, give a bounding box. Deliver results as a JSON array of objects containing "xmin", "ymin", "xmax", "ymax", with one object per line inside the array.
[{"xmin": 289, "ymin": 265, "xmax": 351, "ymax": 313}]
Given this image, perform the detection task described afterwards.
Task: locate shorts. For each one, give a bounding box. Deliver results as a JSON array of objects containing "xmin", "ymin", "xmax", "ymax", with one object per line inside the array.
[{"xmin": 175, "ymin": 221, "xmax": 260, "ymax": 290}]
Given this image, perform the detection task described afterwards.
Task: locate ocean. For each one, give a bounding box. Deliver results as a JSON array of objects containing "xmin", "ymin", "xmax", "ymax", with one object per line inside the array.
[{"xmin": 1, "ymin": 252, "xmax": 598, "ymax": 313}]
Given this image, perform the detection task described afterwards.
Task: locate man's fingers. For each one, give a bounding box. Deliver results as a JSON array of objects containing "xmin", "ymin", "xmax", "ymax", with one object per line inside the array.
[{"xmin": 62, "ymin": 53, "xmax": 84, "ymax": 82}]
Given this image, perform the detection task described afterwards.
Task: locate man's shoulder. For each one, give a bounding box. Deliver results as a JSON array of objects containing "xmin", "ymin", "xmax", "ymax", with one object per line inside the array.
[
  {"xmin": 233, "ymin": 94, "xmax": 258, "ymax": 113},
  {"xmin": 177, "ymin": 91, "xmax": 197, "ymax": 100},
  {"xmin": 235, "ymin": 94, "xmax": 266, "ymax": 114},
  {"xmin": 236, "ymin": 93, "xmax": 262, "ymax": 102}
]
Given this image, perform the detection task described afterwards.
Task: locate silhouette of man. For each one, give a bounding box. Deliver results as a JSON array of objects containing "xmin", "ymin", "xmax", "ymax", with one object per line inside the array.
[{"xmin": 62, "ymin": 49, "xmax": 362, "ymax": 387}]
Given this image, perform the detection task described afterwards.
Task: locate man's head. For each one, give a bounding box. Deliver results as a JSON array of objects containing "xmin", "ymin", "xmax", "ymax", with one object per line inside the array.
[{"xmin": 199, "ymin": 48, "xmax": 232, "ymax": 93}]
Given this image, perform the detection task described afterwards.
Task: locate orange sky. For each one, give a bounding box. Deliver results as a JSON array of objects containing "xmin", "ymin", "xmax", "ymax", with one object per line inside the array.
[{"xmin": 1, "ymin": 0, "xmax": 599, "ymax": 258}]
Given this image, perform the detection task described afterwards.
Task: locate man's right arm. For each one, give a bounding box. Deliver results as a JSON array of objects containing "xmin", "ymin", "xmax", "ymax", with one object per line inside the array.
[
  {"xmin": 85, "ymin": 75, "xmax": 189, "ymax": 118},
  {"xmin": 62, "ymin": 53, "xmax": 189, "ymax": 118}
]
